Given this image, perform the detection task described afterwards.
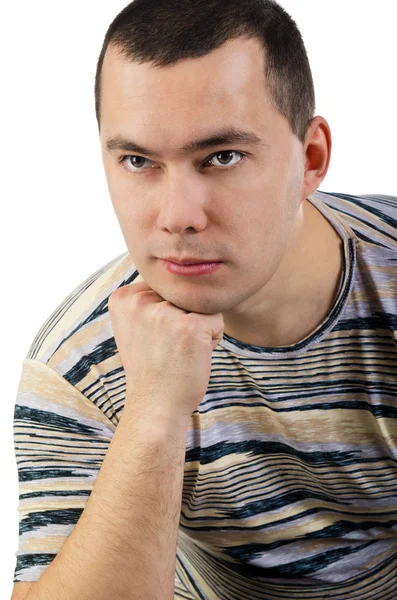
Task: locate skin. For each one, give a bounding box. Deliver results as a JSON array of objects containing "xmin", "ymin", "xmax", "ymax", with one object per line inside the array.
[{"xmin": 99, "ymin": 36, "xmax": 342, "ymax": 347}]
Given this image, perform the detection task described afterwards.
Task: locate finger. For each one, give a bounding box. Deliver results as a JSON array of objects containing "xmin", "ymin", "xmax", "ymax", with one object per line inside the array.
[{"xmin": 109, "ymin": 281, "xmax": 158, "ymax": 306}]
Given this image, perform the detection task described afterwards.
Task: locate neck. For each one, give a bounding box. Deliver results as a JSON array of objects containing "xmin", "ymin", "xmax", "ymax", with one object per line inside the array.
[{"xmin": 223, "ymin": 198, "xmax": 343, "ymax": 348}]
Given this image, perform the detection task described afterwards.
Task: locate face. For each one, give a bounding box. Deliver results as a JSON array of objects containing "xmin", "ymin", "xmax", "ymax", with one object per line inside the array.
[{"xmin": 100, "ymin": 36, "xmax": 316, "ymax": 316}]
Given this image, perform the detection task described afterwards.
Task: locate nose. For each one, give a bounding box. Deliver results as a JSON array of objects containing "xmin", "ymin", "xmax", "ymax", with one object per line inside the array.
[{"xmin": 156, "ymin": 172, "xmax": 209, "ymax": 234}]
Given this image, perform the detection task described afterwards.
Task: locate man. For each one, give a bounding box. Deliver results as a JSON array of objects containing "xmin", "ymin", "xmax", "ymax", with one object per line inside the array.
[{"xmin": 11, "ymin": 0, "xmax": 397, "ymax": 599}]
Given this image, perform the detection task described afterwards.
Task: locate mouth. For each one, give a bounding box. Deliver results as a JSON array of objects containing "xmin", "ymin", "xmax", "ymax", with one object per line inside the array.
[
  {"xmin": 159, "ymin": 259, "xmax": 223, "ymax": 277},
  {"xmin": 161, "ymin": 257, "xmax": 222, "ymax": 265}
]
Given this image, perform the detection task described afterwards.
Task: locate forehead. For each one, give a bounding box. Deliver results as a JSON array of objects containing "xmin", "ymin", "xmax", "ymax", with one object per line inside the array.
[
  {"xmin": 98, "ymin": 38, "xmax": 295, "ymax": 160},
  {"xmin": 100, "ymin": 37, "xmax": 279, "ymax": 127}
]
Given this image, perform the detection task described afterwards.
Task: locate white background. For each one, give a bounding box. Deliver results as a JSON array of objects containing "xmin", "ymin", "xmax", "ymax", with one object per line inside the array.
[{"xmin": 2, "ymin": 1, "xmax": 396, "ymax": 595}]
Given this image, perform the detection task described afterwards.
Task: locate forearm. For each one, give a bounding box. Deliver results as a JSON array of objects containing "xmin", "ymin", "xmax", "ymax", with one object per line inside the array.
[{"xmin": 27, "ymin": 396, "xmax": 188, "ymax": 600}]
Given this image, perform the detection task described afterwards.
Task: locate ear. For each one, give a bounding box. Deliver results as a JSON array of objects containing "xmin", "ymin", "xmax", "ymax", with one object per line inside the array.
[{"xmin": 301, "ymin": 116, "xmax": 332, "ymax": 199}]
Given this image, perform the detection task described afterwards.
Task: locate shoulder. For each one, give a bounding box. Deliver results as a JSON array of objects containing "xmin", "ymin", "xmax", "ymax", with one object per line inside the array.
[
  {"xmin": 310, "ymin": 190, "xmax": 397, "ymax": 251},
  {"xmin": 26, "ymin": 251, "xmax": 142, "ymax": 370}
]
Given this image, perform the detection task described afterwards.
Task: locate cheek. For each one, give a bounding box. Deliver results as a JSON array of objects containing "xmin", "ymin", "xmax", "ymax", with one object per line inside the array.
[{"xmin": 248, "ymin": 194, "xmax": 298, "ymax": 260}]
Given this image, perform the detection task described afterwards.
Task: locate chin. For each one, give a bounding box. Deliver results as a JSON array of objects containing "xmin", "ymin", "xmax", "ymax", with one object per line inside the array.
[
  {"xmin": 164, "ymin": 290, "xmax": 224, "ymax": 315},
  {"xmin": 136, "ymin": 265, "xmax": 225, "ymax": 314}
]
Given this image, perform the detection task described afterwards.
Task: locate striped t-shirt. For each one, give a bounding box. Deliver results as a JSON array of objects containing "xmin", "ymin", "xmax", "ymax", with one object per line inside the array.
[{"xmin": 12, "ymin": 190, "xmax": 397, "ymax": 599}]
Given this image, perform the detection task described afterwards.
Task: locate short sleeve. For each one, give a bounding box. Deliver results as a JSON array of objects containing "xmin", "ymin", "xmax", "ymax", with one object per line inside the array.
[{"xmin": 12, "ymin": 358, "xmax": 115, "ymax": 582}]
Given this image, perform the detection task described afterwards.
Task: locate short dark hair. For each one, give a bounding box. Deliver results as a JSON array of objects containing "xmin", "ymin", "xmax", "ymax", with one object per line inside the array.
[{"xmin": 94, "ymin": 0, "xmax": 316, "ymax": 144}]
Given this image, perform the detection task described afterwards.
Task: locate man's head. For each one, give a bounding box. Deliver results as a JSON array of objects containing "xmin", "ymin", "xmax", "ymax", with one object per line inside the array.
[{"xmin": 96, "ymin": 0, "xmax": 331, "ymax": 317}]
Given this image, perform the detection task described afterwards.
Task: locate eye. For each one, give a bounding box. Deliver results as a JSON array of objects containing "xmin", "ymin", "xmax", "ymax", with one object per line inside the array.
[
  {"xmin": 204, "ymin": 151, "xmax": 245, "ymax": 169},
  {"xmin": 119, "ymin": 150, "xmax": 246, "ymax": 173},
  {"xmin": 120, "ymin": 155, "xmax": 156, "ymax": 171}
]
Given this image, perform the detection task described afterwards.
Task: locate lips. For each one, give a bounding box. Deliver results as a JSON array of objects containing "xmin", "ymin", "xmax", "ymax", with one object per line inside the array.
[
  {"xmin": 162, "ymin": 257, "xmax": 221, "ymax": 265},
  {"xmin": 162, "ymin": 260, "xmax": 222, "ymax": 276}
]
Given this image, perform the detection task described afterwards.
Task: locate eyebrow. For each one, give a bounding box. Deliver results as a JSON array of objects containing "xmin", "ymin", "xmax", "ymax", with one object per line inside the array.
[{"xmin": 105, "ymin": 127, "xmax": 267, "ymax": 159}]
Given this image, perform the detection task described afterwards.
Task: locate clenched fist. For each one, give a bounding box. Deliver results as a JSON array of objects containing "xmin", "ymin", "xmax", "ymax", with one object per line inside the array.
[{"xmin": 108, "ymin": 281, "xmax": 224, "ymax": 426}]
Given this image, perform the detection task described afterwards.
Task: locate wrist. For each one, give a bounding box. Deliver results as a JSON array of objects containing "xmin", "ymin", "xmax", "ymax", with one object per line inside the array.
[{"xmin": 122, "ymin": 396, "xmax": 190, "ymax": 436}]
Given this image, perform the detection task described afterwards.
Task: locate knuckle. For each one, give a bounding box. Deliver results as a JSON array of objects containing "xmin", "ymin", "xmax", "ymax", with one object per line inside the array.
[
  {"xmin": 155, "ymin": 300, "xmax": 171, "ymax": 311},
  {"xmin": 177, "ymin": 313, "xmax": 199, "ymax": 332},
  {"xmin": 108, "ymin": 290, "xmax": 121, "ymax": 307},
  {"xmin": 152, "ymin": 301, "xmax": 170, "ymax": 319},
  {"xmin": 132, "ymin": 290, "xmax": 148, "ymax": 306}
]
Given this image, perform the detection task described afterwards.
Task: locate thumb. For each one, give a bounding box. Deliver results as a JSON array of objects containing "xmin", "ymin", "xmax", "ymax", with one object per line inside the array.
[{"xmin": 211, "ymin": 320, "xmax": 225, "ymax": 351}]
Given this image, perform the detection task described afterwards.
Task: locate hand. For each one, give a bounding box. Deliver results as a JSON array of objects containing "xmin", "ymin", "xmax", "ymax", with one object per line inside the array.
[{"xmin": 108, "ymin": 281, "xmax": 224, "ymax": 425}]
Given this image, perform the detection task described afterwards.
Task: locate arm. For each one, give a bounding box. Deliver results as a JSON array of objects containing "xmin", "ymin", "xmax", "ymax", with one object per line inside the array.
[{"xmin": 26, "ymin": 394, "xmax": 188, "ymax": 600}]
